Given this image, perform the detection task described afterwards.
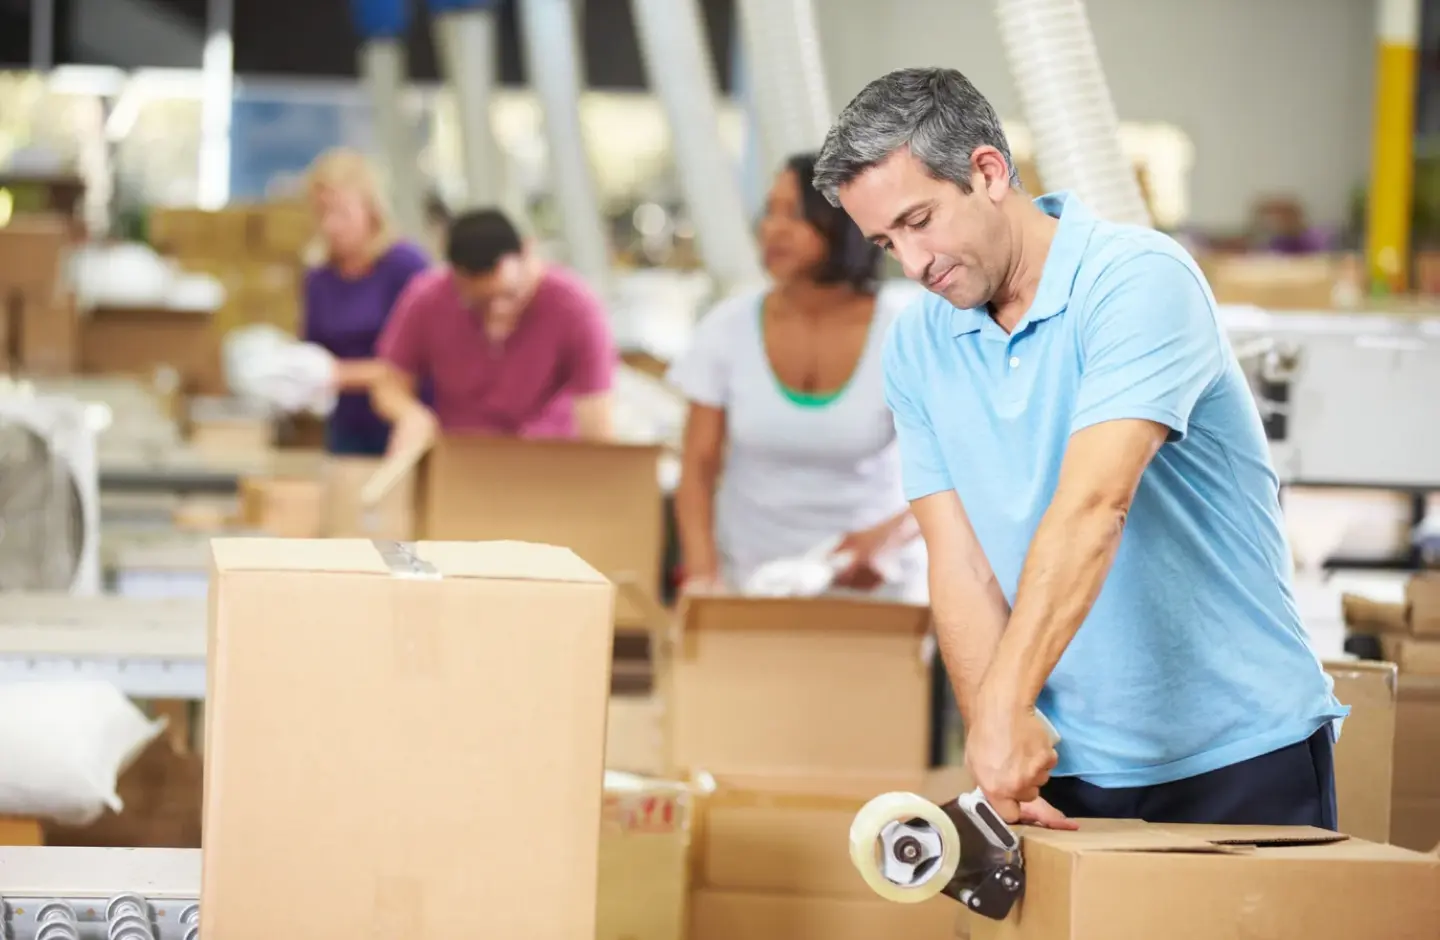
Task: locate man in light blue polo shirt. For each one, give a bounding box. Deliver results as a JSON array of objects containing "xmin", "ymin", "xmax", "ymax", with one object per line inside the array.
[{"xmin": 813, "ymin": 67, "xmax": 1346, "ymax": 829}]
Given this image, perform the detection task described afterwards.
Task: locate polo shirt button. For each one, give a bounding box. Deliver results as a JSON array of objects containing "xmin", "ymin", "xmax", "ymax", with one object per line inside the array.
[{"xmin": 1009, "ymin": 356, "xmax": 1020, "ymax": 369}]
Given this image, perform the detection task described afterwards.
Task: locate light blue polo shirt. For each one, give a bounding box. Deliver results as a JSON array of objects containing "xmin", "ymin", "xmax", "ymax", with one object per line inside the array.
[{"xmin": 884, "ymin": 192, "xmax": 1347, "ymax": 789}]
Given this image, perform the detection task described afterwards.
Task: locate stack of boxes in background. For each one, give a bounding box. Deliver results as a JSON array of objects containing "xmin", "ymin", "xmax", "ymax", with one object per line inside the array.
[
  {"xmin": 0, "ymin": 215, "xmax": 76, "ymax": 375},
  {"xmin": 1343, "ymin": 576, "xmax": 1440, "ymax": 850}
]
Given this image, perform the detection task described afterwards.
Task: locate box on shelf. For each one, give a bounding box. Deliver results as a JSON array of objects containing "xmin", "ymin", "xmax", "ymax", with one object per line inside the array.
[
  {"xmin": 202, "ymin": 538, "xmax": 616, "ymax": 939},
  {"xmin": 188, "ymin": 397, "xmax": 274, "ymax": 461},
  {"xmin": 1392, "ymin": 674, "xmax": 1440, "ymax": 852},
  {"xmin": 967, "ymin": 820, "xmax": 1438, "ymax": 940},
  {"xmin": 1196, "ymin": 251, "xmax": 1361, "ymax": 309},
  {"xmin": 668, "ymin": 593, "xmax": 932, "ymax": 778},
  {"xmin": 80, "ymin": 306, "xmax": 223, "ymax": 394},
  {"xmin": 0, "ymin": 216, "xmax": 69, "ymax": 301},
  {"xmin": 237, "ymin": 476, "xmax": 323, "ymax": 539},
  {"xmin": 1323, "ymin": 660, "xmax": 1397, "ymax": 844}
]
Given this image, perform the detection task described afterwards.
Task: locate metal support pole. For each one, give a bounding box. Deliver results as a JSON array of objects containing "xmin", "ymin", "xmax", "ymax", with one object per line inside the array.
[
  {"xmin": 1366, "ymin": 0, "xmax": 1420, "ymax": 295},
  {"xmin": 30, "ymin": 0, "xmax": 55, "ymax": 72},
  {"xmin": 352, "ymin": 0, "xmax": 427, "ymax": 240},
  {"xmin": 197, "ymin": 0, "xmax": 235, "ymax": 210},
  {"xmin": 518, "ymin": 0, "xmax": 611, "ymax": 290}
]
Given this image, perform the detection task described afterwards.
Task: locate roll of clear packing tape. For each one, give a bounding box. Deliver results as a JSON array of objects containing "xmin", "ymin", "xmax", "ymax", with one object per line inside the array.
[{"xmin": 848, "ymin": 791, "xmax": 962, "ymax": 904}]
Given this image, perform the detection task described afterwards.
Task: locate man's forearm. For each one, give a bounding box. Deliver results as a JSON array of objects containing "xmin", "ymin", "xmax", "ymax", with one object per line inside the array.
[
  {"xmin": 932, "ymin": 568, "xmax": 1011, "ymax": 727},
  {"xmin": 980, "ymin": 498, "xmax": 1128, "ymax": 711},
  {"xmin": 370, "ymin": 368, "xmax": 424, "ymax": 424}
]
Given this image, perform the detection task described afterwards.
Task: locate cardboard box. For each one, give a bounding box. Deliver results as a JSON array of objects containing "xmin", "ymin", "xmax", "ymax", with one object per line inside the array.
[
  {"xmin": 201, "ymin": 538, "xmax": 616, "ymax": 939},
  {"xmin": 1392, "ymin": 675, "xmax": 1440, "ymax": 851},
  {"xmin": 238, "ymin": 476, "xmax": 323, "ymax": 538},
  {"xmin": 688, "ymin": 771, "xmax": 968, "ymax": 940},
  {"xmin": 670, "ymin": 594, "xmax": 931, "ymax": 777},
  {"xmin": 599, "ymin": 773, "xmax": 694, "ymax": 940},
  {"xmin": 252, "ymin": 202, "xmax": 314, "ymax": 259},
  {"xmin": 1324, "ymin": 660, "xmax": 1397, "ymax": 843},
  {"xmin": 1380, "ymin": 635, "xmax": 1440, "ymax": 676},
  {"xmin": 322, "ymin": 456, "xmax": 416, "ymax": 539},
  {"xmin": 0, "ymin": 817, "xmax": 43, "ymax": 846},
  {"xmin": 968, "ymin": 820, "xmax": 1440, "ymax": 940},
  {"xmin": 189, "ymin": 397, "xmax": 275, "ymax": 462},
  {"xmin": 80, "ymin": 306, "xmax": 223, "ymax": 394},
  {"xmin": 1407, "ymin": 573, "xmax": 1440, "ymax": 637},
  {"xmin": 3, "ymin": 292, "xmax": 78, "ymax": 375},
  {"xmin": 1341, "ymin": 593, "xmax": 1410, "ymax": 635},
  {"xmin": 420, "ymin": 435, "xmax": 665, "ymax": 627},
  {"xmin": 1197, "ymin": 252, "xmax": 1360, "ymax": 309},
  {"xmin": 0, "ymin": 216, "xmax": 68, "ymax": 300},
  {"xmin": 607, "ymin": 693, "xmax": 669, "ymax": 776}
]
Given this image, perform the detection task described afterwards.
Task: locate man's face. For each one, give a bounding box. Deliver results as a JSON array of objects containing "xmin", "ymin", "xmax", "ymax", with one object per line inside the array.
[
  {"xmin": 837, "ymin": 147, "xmax": 1007, "ymax": 310},
  {"xmin": 453, "ymin": 254, "xmax": 531, "ymax": 332}
]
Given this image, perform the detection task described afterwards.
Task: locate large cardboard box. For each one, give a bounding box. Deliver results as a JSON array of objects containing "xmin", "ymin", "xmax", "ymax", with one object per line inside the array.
[
  {"xmin": 0, "ymin": 216, "xmax": 68, "ymax": 300},
  {"xmin": 201, "ymin": 538, "xmax": 616, "ymax": 939},
  {"xmin": 688, "ymin": 771, "xmax": 967, "ymax": 940},
  {"xmin": 670, "ymin": 594, "xmax": 932, "ymax": 777},
  {"xmin": 599, "ymin": 773, "xmax": 695, "ymax": 940},
  {"xmin": 1392, "ymin": 675, "xmax": 1440, "ymax": 851},
  {"xmin": 80, "ymin": 307, "xmax": 222, "ymax": 394},
  {"xmin": 420, "ymin": 435, "xmax": 664, "ymax": 627},
  {"xmin": 1324, "ymin": 660, "xmax": 1397, "ymax": 843},
  {"xmin": 968, "ymin": 820, "xmax": 1440, "ymax": 940},
  {"xmin": 323, "ymin": 455, "xmax": 417, "ymax": 539},
  {"xmin": 1407, "ymin": 573, "xmax": 1440, "ymax": 637}
]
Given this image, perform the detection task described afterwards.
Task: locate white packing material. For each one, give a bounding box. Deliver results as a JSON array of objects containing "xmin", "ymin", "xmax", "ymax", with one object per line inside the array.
[
  {"xmin": 742, "ymin": 535, "xmax": 906, "ymax": 598},
  {"xmin": 0, "ymin": 680, "xmax": 166, "ymax": 826},
  {"xmin": 223, "ymin": 325, "xmax": 338, "ymax": 417}
]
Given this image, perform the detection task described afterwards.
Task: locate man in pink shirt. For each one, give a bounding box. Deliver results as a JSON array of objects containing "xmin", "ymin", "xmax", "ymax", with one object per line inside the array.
[{"xmin": 372, "ymin": 209, "xmax": 618, "ymax": 457}]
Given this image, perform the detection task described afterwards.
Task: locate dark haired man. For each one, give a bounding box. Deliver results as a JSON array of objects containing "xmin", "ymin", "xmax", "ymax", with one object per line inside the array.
[{"xmin": 373, "ymin": 208, "xmax": 617, "ymax": 457}]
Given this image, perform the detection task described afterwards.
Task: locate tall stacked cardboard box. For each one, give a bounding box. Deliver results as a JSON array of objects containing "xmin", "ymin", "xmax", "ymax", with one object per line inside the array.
[
  {"xmin": 0, "ymin": 216, "xmax": 77, "ymax": 375},
  {"xmin": 1342, "ymin": 575, "xmax": 1440, "ymax": 850}
]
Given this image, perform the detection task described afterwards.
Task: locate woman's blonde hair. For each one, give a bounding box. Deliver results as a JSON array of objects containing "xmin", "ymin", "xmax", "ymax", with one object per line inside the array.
[{"xmin": 305, "ymin": 148, "xmax": 399, "ymax": 266}]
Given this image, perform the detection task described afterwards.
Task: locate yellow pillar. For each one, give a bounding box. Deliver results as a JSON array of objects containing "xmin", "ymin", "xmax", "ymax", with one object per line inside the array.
[{"xmin": 1366, "ymin": 0, "xmax": 1421, "ymax": 295}]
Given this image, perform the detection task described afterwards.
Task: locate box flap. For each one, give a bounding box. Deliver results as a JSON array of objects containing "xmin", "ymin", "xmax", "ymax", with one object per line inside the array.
[
  {"xmin": 677, "ymin": 592, "xmax": 930, "ymax": 637},
  {"xmin": 211, "ymin": 538, "xmax": 608, "ymax": 583},
  {"xmin": 1022, "ymin": 821, "xmax": 1352, "ymax": 856},
  {"xmin": 439, "ymin": 433, "xmax": 664, "ymax": 457}
]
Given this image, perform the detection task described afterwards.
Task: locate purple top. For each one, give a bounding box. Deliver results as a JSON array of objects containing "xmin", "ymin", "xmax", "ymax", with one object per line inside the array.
[{"xmin": 303, "ymin": 241, "xmax": 430, "ymax": 449}]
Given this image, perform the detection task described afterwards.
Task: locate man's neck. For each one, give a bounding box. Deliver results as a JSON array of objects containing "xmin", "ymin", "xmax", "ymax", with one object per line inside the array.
[{"xmin": 989, "ymin": 203, "xmax": 1059, "ymax": 333}]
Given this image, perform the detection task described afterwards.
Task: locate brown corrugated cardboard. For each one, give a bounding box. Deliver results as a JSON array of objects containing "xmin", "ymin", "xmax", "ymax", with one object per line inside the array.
[
  {"xmin": 1323, "ymin": 660, "xmax": 1397, "ymax": 843},
  {"xmin": 1392, "ymin": 675, "xmax": 1440, "ymax": 851},
  {"xmin": 1407, "ymin": 573, "xmax": 1440, "ymax": 637},
  {"xmin": 607, "ymin": 693, "xmax": 668, "ymax": 776},
  {"xmin": 1341, "ymin": 592, "xmax": 1410, "ymax": 635},
  {"xmin": 419, "ymin": 435, "xmax": 664, "ymax": 628},
  {"xmin": 237, "ymin": 476, "xmax": 323, "ymax": 538},
  {"xmin": 688, "ymin": 771, "xmax": 968, "ymax": 940},
  {"xmin": 969, "ymin": 820, "xmax": 1440, "ymax": 940},
  {"xmin": 669, "ymin": 593, "xmax": 931, "ymax": 777},
  {"xmin": 322, "ymin": 456, "xmax": 416, "ymax": 539},
  {"xmin": 599, "ymin": 774, "xmax": 694, "ymax": 940},
  {"xmin": 1380, "ymin": 635, "xmax": 1440, "ymax": 675},
  {"xmin": 0, "ymin": 817, "xmax": 43, "ymax": 846},
  {"xmin": 690, "ymin": 891, "xmax": 958, "ymax": 940},
  {"xmin": 0, "ymin": 216, "xmax": 68, "ymax": 300},
  {"xmin": 80, "ymin": 307, "xmax": 223, "ymax": 394},
  {"xmin": 202, "ymin": 538, "xmax": 616, "ymax": 940}
]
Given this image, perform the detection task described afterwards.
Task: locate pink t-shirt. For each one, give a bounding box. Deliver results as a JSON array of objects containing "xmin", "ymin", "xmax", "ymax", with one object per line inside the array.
[{"xmin": 376, "ymin": 265, "xmax": 618, "ymax": 437}]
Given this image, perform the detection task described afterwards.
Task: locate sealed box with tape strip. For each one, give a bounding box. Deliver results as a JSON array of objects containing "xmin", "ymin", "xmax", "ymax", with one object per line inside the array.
[{"xmin": 201, "ymin": 538, "xmax": 616, "ymax": 939}]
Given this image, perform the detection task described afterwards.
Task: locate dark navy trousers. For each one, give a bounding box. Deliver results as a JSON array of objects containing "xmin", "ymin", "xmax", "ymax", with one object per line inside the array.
[{"xmin": 1041, "ymin": 726, "xmax": 1339, "ymax": 829}]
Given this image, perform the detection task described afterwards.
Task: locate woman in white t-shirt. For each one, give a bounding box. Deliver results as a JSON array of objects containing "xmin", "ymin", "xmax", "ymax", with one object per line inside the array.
[{"xmin": 667, "ymin": 152, "xmax": 927, "ymax": 600}]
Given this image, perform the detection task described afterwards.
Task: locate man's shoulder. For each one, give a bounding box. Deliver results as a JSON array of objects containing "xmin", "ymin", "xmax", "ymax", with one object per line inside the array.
[
  {"xmin": 1079, "ymin": 221, "xmax": 1207, "ymax": 297},
  {"xmin": 402, "ymin": 265, "xmax": 454, "ymax": 301}
]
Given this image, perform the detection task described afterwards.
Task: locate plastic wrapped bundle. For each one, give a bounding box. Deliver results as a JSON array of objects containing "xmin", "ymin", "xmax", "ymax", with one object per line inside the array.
[{"xmin": 222, "ymin": 325, "xmax": 337, "ymax": 417}]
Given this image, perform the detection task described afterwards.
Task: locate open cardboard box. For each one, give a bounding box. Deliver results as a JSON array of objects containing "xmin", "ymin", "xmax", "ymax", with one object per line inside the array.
[
  {"xmin": 970, "ymin": 820, "xmax": 1440, "ymax": 940},
  {"xmin": 667, "ymin": 592, "xmax": 932, "ymax": 778},
  {"xmin": 361, "ymin": 432, "xmax": 666, "ymax": 629}
]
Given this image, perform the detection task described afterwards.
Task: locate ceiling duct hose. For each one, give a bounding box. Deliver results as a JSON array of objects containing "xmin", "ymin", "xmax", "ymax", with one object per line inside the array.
[
  {"xmin": 518, "ymin": 0, "xmax": 613, "ymax": 293},
  {"xmin": 995, "ymin": 0, "xmax": 1151, "ymax": 227},
  {"xmin": 733, "ymin": 0, "xmax": 832, "ymax": 172},
  {"xmin": 432, "ymin": 2, "xmax": 528, "ymax": 225},
  {"xmin": 629, "ymin": 0, "xmax": 764, "ymax": 291},
  {"xmin": 357, "ymin": 41, "xmax": 427, "ymax": 241}
]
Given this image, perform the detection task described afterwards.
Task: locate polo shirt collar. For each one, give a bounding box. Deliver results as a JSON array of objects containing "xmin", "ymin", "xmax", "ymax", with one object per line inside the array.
[{"xmin": 950, "ymin": 190, "xmax": 1095, "ymax": 337}]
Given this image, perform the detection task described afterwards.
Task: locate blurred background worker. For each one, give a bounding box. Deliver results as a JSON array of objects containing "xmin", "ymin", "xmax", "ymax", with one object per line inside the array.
[
  {"xmin": 371, "ymin": 208, "xmax": 619, "ymax": 460},
  {"xmin": 669, "ymin": 153, "xmax": 924, "ymax": 598},
  {"xmin": 302, "ymin": 149, "xmax": 431, "ymax": 456}
]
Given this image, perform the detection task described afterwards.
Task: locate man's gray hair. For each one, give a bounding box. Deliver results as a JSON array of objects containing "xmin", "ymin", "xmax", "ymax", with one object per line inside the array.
[{"xmin": 813, "ymin": 67, "xmax": 1019, "ymax": 207}]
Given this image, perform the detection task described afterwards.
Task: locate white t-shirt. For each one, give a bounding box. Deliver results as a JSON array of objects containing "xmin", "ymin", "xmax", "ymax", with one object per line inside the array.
[{"xmin": 667, "ymin": 280, "xmax": 927, "ymax": 599}]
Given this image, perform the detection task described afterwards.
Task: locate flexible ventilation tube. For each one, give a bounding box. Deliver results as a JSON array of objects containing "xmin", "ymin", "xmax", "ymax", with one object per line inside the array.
[
  {"xmin": 518, "ymin": 0, "xmax": 612, "ymax": 293},
  {"xmin": 358, "ymin": 41, "xmax": 427, "ymax": 240},
  {"xmin": 629, "ymin": 0, "xmax": 763, "ymax": 291},
  {"xmin": 432, "ymin": 4, "xmax": 528, "ymax": 225},
  {"xmin": 995, "ymin": 0, "xmax": 1151, "ymax": 227},
  {"xmin": 733, "ymin": 0, "xmax": 832, "ymax": 172}
]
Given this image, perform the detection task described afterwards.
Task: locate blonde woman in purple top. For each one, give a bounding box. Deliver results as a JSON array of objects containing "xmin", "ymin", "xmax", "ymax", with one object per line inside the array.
[{"xmin": 303, "ymin": 149, "xmax": 430, "ymax": 456}]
